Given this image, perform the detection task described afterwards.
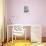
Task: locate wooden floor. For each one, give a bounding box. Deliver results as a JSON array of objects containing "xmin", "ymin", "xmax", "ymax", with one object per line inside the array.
[
  {"xmin": 42, "ymin": 37, "xmax": 46, "ymax": 42},
  {"xmin": 3, "ymin": 40, "xmax": 46, "ymax": 46},
  {"xmin": 3, "ymin": 40, "xmax": 31, "ymax": 46},
  {"xmin": 3, "ymin": 37, "xmax": 46, "ymax": 46}
]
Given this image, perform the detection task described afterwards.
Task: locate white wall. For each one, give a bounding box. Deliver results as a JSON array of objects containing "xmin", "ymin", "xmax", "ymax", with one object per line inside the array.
[{"xmin": 7, "ymin": 0, "xmax": 46, "ymax": 37}]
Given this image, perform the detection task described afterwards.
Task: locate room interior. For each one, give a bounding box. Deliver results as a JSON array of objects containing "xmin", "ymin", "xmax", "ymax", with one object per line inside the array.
[{"xmin": 0, "ymin": 0, "xmax": 46, "ymax": 46}]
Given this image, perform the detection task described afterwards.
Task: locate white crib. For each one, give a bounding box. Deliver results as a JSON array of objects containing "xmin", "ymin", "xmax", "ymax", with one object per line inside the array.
[
  {"xmin": 7, "ymin": 24, "xmax": 42, "ymax": 43},
  {"xmin": 7, "ymin": 24, "xmax": 31, "ymax": 43}
]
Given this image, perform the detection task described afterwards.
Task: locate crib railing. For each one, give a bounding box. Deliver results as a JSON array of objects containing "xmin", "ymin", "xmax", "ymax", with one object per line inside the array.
[
  {"xmin": 7, "ymin": 24, "xmax": 31, "ymax": 43},
  {"xmin": 7, "ymin": 24, "xmax": 42, "ymax": 43}
]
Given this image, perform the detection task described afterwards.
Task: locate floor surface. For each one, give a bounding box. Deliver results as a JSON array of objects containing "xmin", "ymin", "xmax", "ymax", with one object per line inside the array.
[{"xmin": 3, "ymin": 40, "xmax": 46, "ymax": 46}]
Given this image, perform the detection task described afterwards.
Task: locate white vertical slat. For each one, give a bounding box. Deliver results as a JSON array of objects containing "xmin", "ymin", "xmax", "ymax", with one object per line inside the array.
[
  {"xmin": 7, "ymin": 26, "xmax": 8, "ymax": 42},
  {"xmin": 24, "ymin": 27, "xmax": 26, "ymax": 42},
  {"xmin": 12, "ymin": 26, "xmax": 14, "ymax": 43}
]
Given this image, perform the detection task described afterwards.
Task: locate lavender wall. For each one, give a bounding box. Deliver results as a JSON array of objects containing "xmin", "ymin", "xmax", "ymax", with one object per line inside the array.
[{"xmin": 7, "ymin": 0, "xmax": 46, "ymax": 37}]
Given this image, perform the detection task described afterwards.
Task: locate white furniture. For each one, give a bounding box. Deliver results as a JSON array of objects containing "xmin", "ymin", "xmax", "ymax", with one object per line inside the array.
[
  {"xmin": 12, "ymin": 25, "xmax": 25, "ymax": 43},
  {"xmin": 31, "ymin": 25, "xmax": 42, "ymax": 43},
  {"xmin": 7, "ymin": 24, "xmax": 26, "ymax": 43},
  {"xmin": 7, "ymin": 24, "xmax": 31, "ymax": 43},
  {"xmin": 7, "ymin": 24, "xmax": 42, "ymax": 43}
]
